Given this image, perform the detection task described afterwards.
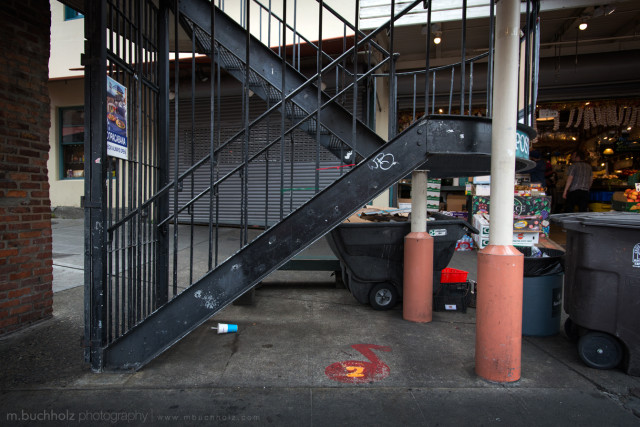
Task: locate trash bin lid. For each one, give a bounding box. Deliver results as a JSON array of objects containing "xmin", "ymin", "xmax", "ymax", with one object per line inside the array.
[{"xmin": 551, "ymin": 212, "xmax": 640, "ymax": 230}]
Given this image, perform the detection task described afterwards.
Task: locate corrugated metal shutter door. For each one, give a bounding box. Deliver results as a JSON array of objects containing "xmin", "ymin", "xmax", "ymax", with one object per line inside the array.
[{"xmin": 169, "ymin": 96, "xmax": 348, "ymax": 226}]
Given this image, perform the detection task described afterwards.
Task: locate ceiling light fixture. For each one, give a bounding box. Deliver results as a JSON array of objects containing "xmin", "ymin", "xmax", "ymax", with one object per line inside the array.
[
  {"xmin": 431, "ymin": 23, "xmax": 442, "ymax": 45},
  {"xmin": 603, "ymin": 148, "xmax": 614, "ymax": 155},
  {"xmin": 578, "ymin": 21, "xmax": 588, "ymax": 31}
]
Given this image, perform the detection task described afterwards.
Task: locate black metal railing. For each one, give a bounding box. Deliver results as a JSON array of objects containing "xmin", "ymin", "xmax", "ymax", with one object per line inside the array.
[{"xmin": 85, "ymin": 0, "xmax": 540, "ymax": 371}]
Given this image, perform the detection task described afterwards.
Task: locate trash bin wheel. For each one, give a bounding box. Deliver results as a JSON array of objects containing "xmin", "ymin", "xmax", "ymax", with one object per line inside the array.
[
  {"xmin": 564, "ymin": 318, "xmax": 579, "ymax": 342},
  {"xmin": 369, "ymin": 283, "xmax": 398, "ymax": 310},
  {"xmin": 577, "ymin": 331, "xmax": 623, "ymax": 370}
]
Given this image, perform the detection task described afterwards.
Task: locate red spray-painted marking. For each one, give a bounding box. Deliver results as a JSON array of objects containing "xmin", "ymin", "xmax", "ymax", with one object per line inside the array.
[
  {"xmin": 316, "ymin": 164, "xmax": 355, "ymax": 171},
  {"xmin": 325, "ymin": 344, "xmax": 391, "ymax": 384}
]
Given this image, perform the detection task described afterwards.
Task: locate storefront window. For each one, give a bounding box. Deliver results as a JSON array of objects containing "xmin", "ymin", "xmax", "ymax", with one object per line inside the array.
[{"xmin": 60, "ymin": 107, "xmax": 85, "ymax": 179}]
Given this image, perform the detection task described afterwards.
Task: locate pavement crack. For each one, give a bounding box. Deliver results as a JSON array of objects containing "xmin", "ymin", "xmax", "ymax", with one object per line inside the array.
[{"xmin": 409, "ymin": 389, "xmax": 427, "ymax": 423}]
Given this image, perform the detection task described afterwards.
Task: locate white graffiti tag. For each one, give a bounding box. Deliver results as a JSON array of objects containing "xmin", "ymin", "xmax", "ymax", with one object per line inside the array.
[{"xmin": 369, "ymin": 153, "xmax": 398, "ymax": 171}]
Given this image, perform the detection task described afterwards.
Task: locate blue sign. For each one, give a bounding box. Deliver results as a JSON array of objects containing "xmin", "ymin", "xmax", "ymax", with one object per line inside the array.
[
  {"xmin": 516, "ymin": 129, "xmax": 530, "ymax": 160},
  {"xmin": 106, "ymin": 76, "xmax": 128, "ymax": 160}
]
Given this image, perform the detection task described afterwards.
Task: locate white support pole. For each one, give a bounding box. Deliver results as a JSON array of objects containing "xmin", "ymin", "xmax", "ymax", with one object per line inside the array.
[
  {"xmin": 403, "ymin": 169, "xmax": 433, "ymax": 323},
  {"xmin": 489, "ymin": 0, "xmax": 520, "ymax": 245},
  {"xmin": 475, "ymin": 0, "xmax": 525, "ymax": 383},
  {"xmin": 411, "ymin": 170, "xmax": 427, "ymax": 233}
]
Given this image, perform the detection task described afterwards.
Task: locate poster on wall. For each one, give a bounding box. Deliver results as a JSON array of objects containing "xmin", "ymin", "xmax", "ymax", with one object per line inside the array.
[{"xmin": 106, "ymin": 76, "xmax": 128, "ymax": 160}]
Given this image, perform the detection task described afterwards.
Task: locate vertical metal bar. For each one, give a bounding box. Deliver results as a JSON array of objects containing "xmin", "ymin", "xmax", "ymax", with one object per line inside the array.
[
  {"xmin": 84, "ymin": 0, "xmax": 108, "ymax": 370},
  {"xmin": 352, "ymin": 0, "xmax": 359, "ymax": 154},
  {"xmin": 156, "ymin": 0, "xmax": 169, "ymax": 307},
  {"xmin": 268, "ymin": 0, "xmax": 272, "ymax": 48},
  {"xmin": 315, "ymin": 1, "xmax": 323, "ymax": 194},
  {"xmin": 366, "ymin": 41, "xmax": 371, "ymax": 128},
  {"xmin": 373, "ymin": 75, "xmax": 377, "ymax": 124},
  {"xmin": 141, "ymin": 1, "xmax": 147, "ymax": 319},
  {"xmin": 298, "ymin": 35, "xmax": 301, "ymax": 72},
  {"xmin": 136, "ymin": 0, "xmax": 144, "ymax": 321},
  {"xmin": 289, "ymin": 133, "xmax": 294, "ymax": 212},
  {"xmin": 215, "ymin": 58, "xmax": 221, "ymax": 266},
  {"xmin": 487, "ymin": 0, "xmax": 495, "ymax": 116},
  {"xmin": 189, "ymin": 22, "xmax": 196, "ymax": 284},
  {"xmin": 260, "ymin": 7, "xmax": 263, "ymax": 42},
  {"xmin": 264, "ymin": 128, "xmax": 270, "ymax": 228},
  {"xmin": 342, "ymin": 24, "xmax": 346, "ymax": 105},
  {"xmin": 388, "ymin": 0, "xmax": 396, "ymax": 139},
  {"xmin": 335, "ymin": 66, "xmax": 339, "ymax": 106},
  {"xmin": 172, "ymin": 1, "xmax": 180, "ymax": 297},
  {"xmin": 532, "ymin": 13, "xmax": 540, "ymax": 123},
  {"xmin": 243, "ymin": 0, "xmax": 251, "ymax": 245},
  {"xmin": 208, "ymin": 0, "xmax": 216, "ymax": 271},
  {"xmin": 412, "ymin": 73, "xmax": 416, "ymax": 121},
  {"xmin": 432, "ymin": 70, "xmax": 436, "ymax": 114},
  {"xmin": 523, "ymin": 0, "xmax": 531, "ymax": 125},
  {"xmin": 152, "ymin": 4, "xmax": 160, "ymax": 308},
  {"xmin": 107, "ymin": 136, "xmax": 113, "ymax": 341},
  {"xmin": 448, "ymin": 67, "xmax": 454, "ymax": 114},
  {"xmin": 469, "ymin": 61, "xmax": 474, "ymax": 114},
  {"xmin": 279, "ymin": 0, "xmax": 287, "ymax": 221},
  {"xmin": 460, "ymin": 0, "xmax": 467, "ymax": 114},
  {"xmin": 136, "ymin": 2, "xmax": 148, "ymax": 319},
  {"xmin": 424, "ymin": 0, "xmax": 431, "ymax": 116},
  {"xmin": 293, "ymin": 0, "xmax": 297, "ymax": 69}
]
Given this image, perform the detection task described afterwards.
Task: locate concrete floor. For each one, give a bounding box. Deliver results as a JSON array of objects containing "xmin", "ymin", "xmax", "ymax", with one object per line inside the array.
[{"xmin": 1, "ymin": 219, "xmax": 639, "ymax": 426}]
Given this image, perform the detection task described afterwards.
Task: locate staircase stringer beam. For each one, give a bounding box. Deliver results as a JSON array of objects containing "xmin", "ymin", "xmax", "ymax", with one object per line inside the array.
[{"xmin": 102, "ymin": 117, "xmax": 431, "ymax": 370}]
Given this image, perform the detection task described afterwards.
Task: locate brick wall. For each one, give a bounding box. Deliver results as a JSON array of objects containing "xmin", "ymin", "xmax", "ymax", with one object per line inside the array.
[{"xmin": 0, "ymin": 1, "xmax": 53, "ymax": 335}]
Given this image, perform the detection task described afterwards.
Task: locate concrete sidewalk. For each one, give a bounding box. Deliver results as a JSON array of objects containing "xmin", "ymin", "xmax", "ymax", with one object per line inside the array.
[{"xmin": 1, "ymin": 219, "xmax": 639, "ymax": 426}]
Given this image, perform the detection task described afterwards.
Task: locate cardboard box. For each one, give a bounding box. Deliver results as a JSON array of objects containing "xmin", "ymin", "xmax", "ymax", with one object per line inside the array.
[
  {"xmin": 612, "ymin": 191, "xmax": 627, "ymax": 203},
  {"xmin": 513, "ymin": 215, "xmax": 542, "ymax": 232},
  {"xmin": 472, "ymin": 212, "xmax": 541, "ymax": 246},
  {"xmin": 472, "ymin": 213, "xmax": 490, "ymax": 237},
  {"xmin": 447, "ymin": 194, "xmax": 467, "ymax": 212},
  {"xmin": 474, "ymin": 184, "xmax": 491, "ymax": 196},
  {"xmin": 472, "ymin": 231, "xmax": 539, "ymax": 249},
  {"xmin": 470, "ymin": 195, "xmax": 551, "ymax": 218},
  {"xmin": 398, "ymin": 198, "xmax": 411, "ymax": 210}
]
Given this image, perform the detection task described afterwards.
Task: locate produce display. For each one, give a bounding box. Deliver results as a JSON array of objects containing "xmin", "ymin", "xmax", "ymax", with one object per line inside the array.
[{"xmin": 623, "ymin": 188, "xmax": 640, "ymax": 210}]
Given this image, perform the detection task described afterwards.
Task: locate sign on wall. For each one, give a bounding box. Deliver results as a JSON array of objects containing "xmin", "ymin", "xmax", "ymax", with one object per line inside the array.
[
  {"xmin": 106, "ymin": 76, "xmax": 128, "ymax": 160},
  {"xmin": 516, "ymin": 129, "xmax": 530, "ymax": 160}
]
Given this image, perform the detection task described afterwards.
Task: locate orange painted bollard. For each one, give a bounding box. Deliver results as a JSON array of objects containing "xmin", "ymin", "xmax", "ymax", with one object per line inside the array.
[
  {"xmin": 403, "ymin": 231, "xmax": 433, "ymax": 323},
  {"xmin": 475, "ymin": 245, "xmax": 524, "ymax": 382}
]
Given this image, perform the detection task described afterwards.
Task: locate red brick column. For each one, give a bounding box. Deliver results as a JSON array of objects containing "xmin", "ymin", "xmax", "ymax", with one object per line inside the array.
[{"xmin": 0, "ymin": 1, "xmax": 53, "ymax": 335}]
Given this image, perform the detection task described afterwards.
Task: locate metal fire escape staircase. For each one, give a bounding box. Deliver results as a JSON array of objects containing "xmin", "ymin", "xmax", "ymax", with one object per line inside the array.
[
  {"xmin": 177, "ymin": 0, "xmax": 384, "ymax": 163},
  {"xmin": 86, "ymin": 0, "xmax": 539, "ymax": 371}
]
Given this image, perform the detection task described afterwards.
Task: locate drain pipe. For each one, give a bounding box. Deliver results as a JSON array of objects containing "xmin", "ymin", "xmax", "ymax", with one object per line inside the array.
[
  {"xmin": 403, "ymin": 170, "xmax": 433, "ymax": 323},
  {"xmin": 475, "ymin": 0, "xmax": 524, "ymax": 382}
]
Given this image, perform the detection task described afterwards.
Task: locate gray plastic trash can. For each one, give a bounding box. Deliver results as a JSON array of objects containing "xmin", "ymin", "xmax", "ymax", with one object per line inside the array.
[{"xmin": 517, "ymin": 246, "xmax": 565, "ymax": 337}]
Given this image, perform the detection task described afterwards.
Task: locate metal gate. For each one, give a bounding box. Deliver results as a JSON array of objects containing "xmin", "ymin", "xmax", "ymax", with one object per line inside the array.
[{"xmin": 84, "ymin": 0, "xmax": 540, "ymax": 371}]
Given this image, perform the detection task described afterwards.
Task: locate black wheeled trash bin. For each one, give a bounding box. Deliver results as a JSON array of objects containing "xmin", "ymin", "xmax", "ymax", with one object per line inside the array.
[
  {"xmin": 552, "ymin": 212, "xmax": 640, "ymax": 376},
  {"xmin": 326, "ymin": 212, "xmax": 477, "ymax": 310},
  {"xmin": 516, "ymin": 246, "xmax": 564, "ymax": 337}
]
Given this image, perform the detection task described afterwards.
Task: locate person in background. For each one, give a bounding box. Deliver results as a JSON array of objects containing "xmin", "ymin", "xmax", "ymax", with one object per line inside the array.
[
  {"xmin": 529, "ymin": 149, "xmax": 546, "ymax": 185},
  {"xmin": 563, "ymin": 150, "xmax": 593, "ymax": 212}
]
